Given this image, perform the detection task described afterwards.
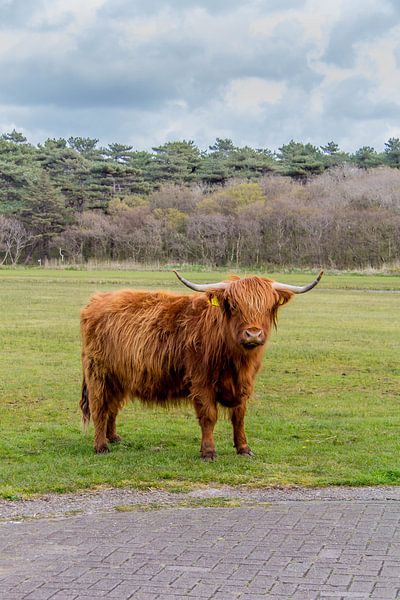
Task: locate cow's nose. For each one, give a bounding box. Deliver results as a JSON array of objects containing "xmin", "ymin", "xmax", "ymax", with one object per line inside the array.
[{"xmin": 243, "ymin": 329, "xmax": 263, "ymax": 343}]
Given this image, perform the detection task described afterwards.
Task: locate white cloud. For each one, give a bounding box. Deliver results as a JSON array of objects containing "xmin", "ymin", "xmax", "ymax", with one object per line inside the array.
[
  {"xmin": 30, "ymin": 0, "xmax": 106, "ymax": 31},
  {"xmin": 250, "ymin": 0, "xmax": 343, "ymax": 56},
  {"xmin": 225, "ymin": 78, "xmax": 287, "ymax": 114},
  {"xmin": 116, "ymin": 13, "xmax": 178, "ymax": 48},
  {"xmin": 357, "ymin": 25, "xmax": 400, "ymax": 104}
]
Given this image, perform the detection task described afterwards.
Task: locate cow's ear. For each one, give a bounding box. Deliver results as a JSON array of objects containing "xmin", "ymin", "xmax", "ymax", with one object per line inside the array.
[
  {"xmin": 275, "ymin": 289, "xmax": 293, "ymax": 307},
  {"xmin": 205, "ymin": 290, "xmax": 229, "ymax": 314}
]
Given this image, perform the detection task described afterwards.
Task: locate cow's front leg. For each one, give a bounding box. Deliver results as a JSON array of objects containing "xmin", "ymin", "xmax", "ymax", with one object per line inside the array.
[
  {"xmin": 231, "ymin": 402, "xmax": 254, "ymax": 456},
  {"xmin": 194, "ymin": 396, "xmax": 218, "ymax": 460},
  {"xmin": 106, "ymin": 409, "xmax": 122, "ymax": 444}
]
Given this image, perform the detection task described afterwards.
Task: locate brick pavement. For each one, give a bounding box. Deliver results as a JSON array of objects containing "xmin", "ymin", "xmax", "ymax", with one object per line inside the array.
[{"xmin": 1, "ymin": 500, "xmax": 400, "ymax": 599}]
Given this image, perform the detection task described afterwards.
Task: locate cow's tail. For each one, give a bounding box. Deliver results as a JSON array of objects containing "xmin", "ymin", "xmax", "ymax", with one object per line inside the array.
[{"xmin": 80, "ymin": 376, "xmax": 90, "ymax": 431}]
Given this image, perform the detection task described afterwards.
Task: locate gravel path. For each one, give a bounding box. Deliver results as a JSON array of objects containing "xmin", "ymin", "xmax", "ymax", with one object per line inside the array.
[{"xmin": 2, "ymin": 485, "xmax": 400, "ymax": 520}]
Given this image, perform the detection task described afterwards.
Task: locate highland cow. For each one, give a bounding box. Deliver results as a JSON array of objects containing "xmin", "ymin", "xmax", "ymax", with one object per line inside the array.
[{"xmin": 80, "ymin": 271, "xmax": 322, "ymax": 459}]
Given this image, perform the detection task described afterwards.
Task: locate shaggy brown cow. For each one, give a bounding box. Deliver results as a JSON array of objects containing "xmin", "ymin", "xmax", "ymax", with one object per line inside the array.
[{"xmin": 80, "ymin": 271, "xmax": 323, "ymax": 459}]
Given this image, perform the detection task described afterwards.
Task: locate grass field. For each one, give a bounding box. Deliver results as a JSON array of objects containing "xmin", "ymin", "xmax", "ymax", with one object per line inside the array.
[{"xmin": 0, "ymin": 267, "xmax": 399, "ymax": 499}]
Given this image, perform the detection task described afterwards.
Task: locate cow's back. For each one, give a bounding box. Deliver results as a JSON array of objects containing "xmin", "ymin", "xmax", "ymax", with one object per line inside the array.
[{"xmin": 81, "ymin": 289, "xmax": 192, "ymax": 404}]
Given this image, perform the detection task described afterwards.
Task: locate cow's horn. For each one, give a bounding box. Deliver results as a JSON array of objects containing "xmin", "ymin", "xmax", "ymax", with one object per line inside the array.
[
  {"xmin": 272, "ymin": 271, "xmax": 324, "ymax": 294},
  {"xmin": 173, "ymin": 270, "xmax": 229, "ymax": 291}
]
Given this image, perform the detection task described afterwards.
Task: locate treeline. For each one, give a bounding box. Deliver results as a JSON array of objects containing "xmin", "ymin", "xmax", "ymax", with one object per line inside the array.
[{"xmin": 0, "ymin": 130, "xmax": 399, "ymax": 268}]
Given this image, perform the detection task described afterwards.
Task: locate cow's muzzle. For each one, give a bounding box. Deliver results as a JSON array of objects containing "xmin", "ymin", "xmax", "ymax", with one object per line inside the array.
[{"xmin": 240, "ymin": 329, "xmax": 265, "ymax": 348}]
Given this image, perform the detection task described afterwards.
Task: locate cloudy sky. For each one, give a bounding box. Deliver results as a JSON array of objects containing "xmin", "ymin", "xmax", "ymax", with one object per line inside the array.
[{"xmin": 1, "ymin": 0, "xmax": 400, "ymax": 152}]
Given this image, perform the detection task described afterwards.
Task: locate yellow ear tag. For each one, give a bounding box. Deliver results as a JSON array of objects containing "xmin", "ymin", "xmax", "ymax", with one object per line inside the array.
[
  {"xmin": 210, "ymin": 295, "xmax": 220, "ymax": 307},
  {"xmin": 278, "ymin": 297, "xmax": 285, "ymax": 305}
]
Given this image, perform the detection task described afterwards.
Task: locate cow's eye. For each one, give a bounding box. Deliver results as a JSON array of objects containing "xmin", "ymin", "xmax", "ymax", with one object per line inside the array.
[{"xmin": 222, "ymin": 297, "xmax": 233, "ymax": 316}]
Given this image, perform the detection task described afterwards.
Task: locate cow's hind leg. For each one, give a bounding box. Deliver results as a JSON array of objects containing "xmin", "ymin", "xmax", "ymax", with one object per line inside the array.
[
  {"xmin": 194, "ymin": 396, "xmax": 218, "ymax": 460},
  {"xmin": 105, "ymin": 377, "xmax": 124, "ymax": 444},
  {"xmin": 89, "ymin": 383, "xmax": 109, "ymax": 453},
  {"xmin": 231, "ymin": 403, "xmax": 253, "ymax": 456},
  {"xmin": 86, "ymin": 375, "xmax": 110, "ymax": 454}
]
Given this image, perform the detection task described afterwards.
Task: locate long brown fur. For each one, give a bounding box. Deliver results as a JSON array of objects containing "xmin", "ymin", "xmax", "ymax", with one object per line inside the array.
[{"xmin": 80, "ymin": 277, "xmax": 293, "ymax": 458}]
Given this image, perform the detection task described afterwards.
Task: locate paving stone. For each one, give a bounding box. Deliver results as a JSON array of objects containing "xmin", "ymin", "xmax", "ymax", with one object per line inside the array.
[
  {"xmin": 22, "ymin": 590, "xmax": 59, "ymax": 600},
  {"xmin": 155, "ymin": 596, "xmax": 190, "ymax": 600},
  {"xmin": 48, "ymin": 593, "xmax": 79, "ymax": 600},
  {"xmin": 240, "ymin": 595, "xmax": 273, "ymax": 600},
  {"xmin": 269, "ymin": 582, "xmax": 299, "ymax": 595},
  {"xmin": 348, "ymin": 580, "xmax": 376, "ymax": 593},
  {"xmin": 105, "ymin": 583, "xmax": 141, "ymax": 600},
  {"xmin": 370, "ymin": 590, "xmax": 400, "ymax": 600},
  {"xmin": 186, "ymin": 582, "xmax": 221, "ymax": 596},
  {"xmin": 327, "ymin": 574, "xmax": 353, "ymax": 586},
  {"xmin": 210, "ymin": 592, "xmax": 241, "ymax": 599},
  {"xmin": 290, "ymin": 592, "xmax": 320, "ymax": 600},
  {"xmin": 2, "ymin": 500, "xmax": 400, "ymax": 599},
  {"xmin": 121, "ymin": 593, "xmax": 158, "ymax": 600}
]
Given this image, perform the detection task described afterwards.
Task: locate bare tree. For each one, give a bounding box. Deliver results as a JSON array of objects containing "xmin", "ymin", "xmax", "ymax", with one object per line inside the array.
[{"xmin": 0, "ymin": 216, "xmax": 31, "ymax": 265}]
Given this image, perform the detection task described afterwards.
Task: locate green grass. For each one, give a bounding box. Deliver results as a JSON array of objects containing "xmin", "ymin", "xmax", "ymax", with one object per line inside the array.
[{"xmin": 0, "ymin": 267, "xmax": 399, "ymax": 498}]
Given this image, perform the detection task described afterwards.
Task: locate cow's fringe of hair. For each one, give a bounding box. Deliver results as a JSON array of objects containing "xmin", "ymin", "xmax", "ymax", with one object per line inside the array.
[{"xmin": 80, "ymin": 377, "xmax": 90, "ymax": 431}]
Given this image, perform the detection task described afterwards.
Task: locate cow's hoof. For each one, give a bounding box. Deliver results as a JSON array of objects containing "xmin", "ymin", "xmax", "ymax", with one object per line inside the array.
[
  {"xmin": 95, "ymin": 444, "xmax": 110, "ymax": 454},
  {"xmin": 201, "ymin": 450, "xmax": 216, "ymax": 461},
  {"xmin": 108, "ymin": 435, "xmax": 122, "ymax": 444},
  {"xmin": 237, "ymin": 446, "xmax": 254, "ymax": 457}
]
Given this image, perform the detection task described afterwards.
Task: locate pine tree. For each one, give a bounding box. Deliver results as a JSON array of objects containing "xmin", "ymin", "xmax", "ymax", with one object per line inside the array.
[
  {"xmin": 0, "ymin": 129, "xmax": 27, "ymax": 144},
  {"xmin": 37, "ymin": 139, "xmax": 93, "ymax": 212},
  {"xmin": 196, "ymin": 139, "xmax": 237, "ymax": 184},
  {"xmin": 352, "ymin": 146, "xmax": 384, "ymax": 169},
  {"xmin": 320, "ymin": 141, "xmax": 350, "ymax": 168},
  {"xmin": 150, "ymin": 141, "xmax": 201, "ymax": 183},
  {"xmin": 103, "ymin": 143, "xmax": 134, "ymax": 163},
  {"xmin": 19, "ymin": 172, "xmax": 71, "ymax": 258},
  {"xmin": 384, "ymin": 138, "xmax": 400, "ymax": 168},
  {"xmin": 226, "ymin": 146, "xmax": 276, "ymax": 179},
  {"xmin": 0, "ymin": 137, "xmax": 38, "ymax": 213},
  {"xmin": 320, "ymin": 141, "xmax": 340, "ymax": 155},
  {"xmin": 67, "ymin": 137, "xmax": 101, "ymax": 160},
  {"xmin": 277, "ymin": 140, "xmax": 325, "ymax": 179}
]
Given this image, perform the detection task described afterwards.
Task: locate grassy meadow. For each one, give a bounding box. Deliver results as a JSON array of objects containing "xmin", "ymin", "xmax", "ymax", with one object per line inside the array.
[{"xmin": 0, "ymin": 267, "xmax": 399, "ymax": 499}]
